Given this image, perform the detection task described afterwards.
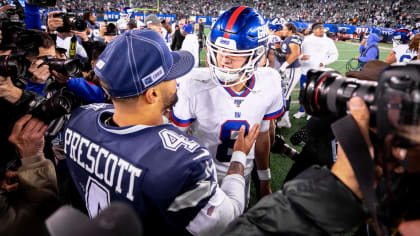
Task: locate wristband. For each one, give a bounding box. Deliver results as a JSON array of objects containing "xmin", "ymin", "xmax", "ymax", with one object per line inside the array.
[
  {"xmin": 257, "ymin": 169, "xmax": 271, "ymax": 181},
  {"xmin": 280, "ymin": 61, "xmax": 290, "ymax": 72},
  {"xmin": 230, "ymin": 151, "xmax": 247, "ymax": 167}
]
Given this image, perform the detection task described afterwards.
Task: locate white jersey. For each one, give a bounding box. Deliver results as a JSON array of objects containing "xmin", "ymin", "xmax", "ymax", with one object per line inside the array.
[
  {"xmin": 181, "ymin": 34, "xmax": 199, "ymax": 67},
  {"xmin": 116, "ymin": 18, "xmax": 129, "ymax": 33},
  {"xmin": 301, "ymin": 34, "xmax": 339, "ymax": 74},
  {"xmin": 171, "ymin": 67, "xmax": 284, "ymax": 177},
  {"xmin": 393, "ymin": 44, "xmax": 418, "ymax": 63}
]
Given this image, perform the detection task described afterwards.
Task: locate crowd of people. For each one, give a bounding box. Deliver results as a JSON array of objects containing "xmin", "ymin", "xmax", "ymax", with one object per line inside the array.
[
  {"xmin": 53, "ymin": 0, "xmax": 419, "ymax": 28},
  {"xmin": 1, "ymin": 0, "xmax": 420, "ymax": 235}
]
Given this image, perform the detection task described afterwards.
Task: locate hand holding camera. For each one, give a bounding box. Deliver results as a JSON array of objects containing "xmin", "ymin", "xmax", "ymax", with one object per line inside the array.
[
  {"xmin": 71, "ymin": 29, "xmax": 89, "ymax": 42},
  {"xmin": 0, "ymin": 74, "xmax": 22, "ymax": 103},
  {"xmin": 47, "ymin": 11, "xmax": 64, "ymax": 32},
  {"xmin": 28, "ymin": 59, "xmax": 50, "ymax": 84},
  {"xmin": 8, "ymin": 114, "xmax": 48, "ymax": 158}
]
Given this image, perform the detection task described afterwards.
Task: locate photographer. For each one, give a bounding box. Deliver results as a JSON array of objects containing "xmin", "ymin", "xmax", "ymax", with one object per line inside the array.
[
  {"xmin": 223, "ymin": 97, "xmax": 368, "ymax": 235},
  {"xmin": 0, "ymin": 115, "xmax": 60, "ymax": 235},
  {"xmin": 47, "ymin": 11, "xmax": 88, "ymax": 60},
  {"xmin": 224, "ymin": 64, "xmax": 420, "ymax": 235}
]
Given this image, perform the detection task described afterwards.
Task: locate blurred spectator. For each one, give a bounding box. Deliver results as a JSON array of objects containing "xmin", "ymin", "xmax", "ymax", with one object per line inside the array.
[{"xmin": 355, "ymin": 33, "xmax": 381, "ymax": 69}]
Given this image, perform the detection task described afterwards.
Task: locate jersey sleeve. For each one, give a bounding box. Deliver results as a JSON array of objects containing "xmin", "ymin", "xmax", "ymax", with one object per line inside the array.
[
  {"xmin": 262, "ymin": 70, "xmax": 285, "ymax": 121},
  {"xmin": 166, "ymin": 148, "xmax": 218, "ymax": 230},
  {"xmin": 170, "ymin": 79, "xmax": 196, "ymax": 127}
]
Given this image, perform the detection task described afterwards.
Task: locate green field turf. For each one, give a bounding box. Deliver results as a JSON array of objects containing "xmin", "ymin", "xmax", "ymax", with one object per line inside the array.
[{"xmin": 198, "ymin": 30, "xmax": 392, "ymax": 207}]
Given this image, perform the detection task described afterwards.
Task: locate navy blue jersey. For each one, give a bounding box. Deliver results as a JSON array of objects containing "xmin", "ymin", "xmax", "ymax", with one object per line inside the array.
[
  {"xmin": 64, "ymin": 103, "xmax": 217, "ymax": 234},
  {"xmin": 279, "ymin": 35, "xmax": 302, "ymax": 68}
]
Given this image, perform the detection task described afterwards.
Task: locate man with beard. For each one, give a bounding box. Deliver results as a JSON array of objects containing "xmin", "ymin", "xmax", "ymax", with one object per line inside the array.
[{"xmin": 64, "ymin": 30, "xmax": 260, "ymax": 235}]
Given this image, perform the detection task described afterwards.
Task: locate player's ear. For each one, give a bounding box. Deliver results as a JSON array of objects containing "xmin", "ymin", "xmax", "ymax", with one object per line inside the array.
[{"xmin": 144, "ymin": 87, "xmax": 159, "ymax": 104}]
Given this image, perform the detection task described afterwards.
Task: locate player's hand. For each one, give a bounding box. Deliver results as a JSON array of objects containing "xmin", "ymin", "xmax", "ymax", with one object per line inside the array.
[
  {"xmin": 47, "ymin": 11, "xmax": 64, "ymax": 31},
  {"xmin": 8, "ymin": 114, "xmax": 48, "ymax": 158},
  {"xmin": 29, "ymin": 59, "xmax": 50, "ymax": 84},
  {"xmin": 259, "ymin": 180, "xmax": 272, "ymax": 197},
  {"xmin": 354, "ymin": 56, "xmax": 359, "ymax": 60},
  {"xmin": 233, "ymin": 124, "xmax": 260, "ymax": 155}
]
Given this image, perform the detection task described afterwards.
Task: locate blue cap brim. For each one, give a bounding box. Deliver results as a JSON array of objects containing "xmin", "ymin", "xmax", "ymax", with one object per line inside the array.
[{"xmin": 165, "ymin": 50, "xmax": 195, "ymax": 80}]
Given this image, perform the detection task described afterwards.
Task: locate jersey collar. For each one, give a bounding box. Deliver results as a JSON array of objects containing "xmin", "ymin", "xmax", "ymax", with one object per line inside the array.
[{"xmin": 221, "ymin": 75, "xmax": 255, "ymax": 98}]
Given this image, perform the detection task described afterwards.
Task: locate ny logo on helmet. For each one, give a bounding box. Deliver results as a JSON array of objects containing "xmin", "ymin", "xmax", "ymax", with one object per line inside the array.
[{"xmin": 257, "ymin": 25, "xmax": 269, "ymax": 39}]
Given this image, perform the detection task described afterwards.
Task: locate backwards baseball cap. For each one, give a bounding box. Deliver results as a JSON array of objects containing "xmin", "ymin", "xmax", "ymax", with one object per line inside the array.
[
  {"xmin": 182, "ymin": 23, "xmax": 193, "ymax": 34},
  {"xmin": 145, "ymin": 14, "xmax": 161, "ymax": 25},
  {"xmin": 94, "ymin": 30, "xmax": 194, "ymax": 98}
]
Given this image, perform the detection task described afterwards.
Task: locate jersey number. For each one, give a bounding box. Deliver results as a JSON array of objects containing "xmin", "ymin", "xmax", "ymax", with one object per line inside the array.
[
  {"xmin": 216, "ymin": 120, "xmax": 249, "ymax": 162},
  {"xmin": 400, "ymin": 55, "xmax": 411, "ymax": 62},
  {"xmin": 85, "ymin": 177, "xmax": 110, "ymax": 218}
]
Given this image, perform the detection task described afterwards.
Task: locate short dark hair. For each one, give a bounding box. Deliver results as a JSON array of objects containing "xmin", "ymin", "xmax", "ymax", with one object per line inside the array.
[
  {"xmin": 37, "ymin": 30, "xmax": 55, "ymax": 49},
  {"xmin": 285, "ymin": 23, "xmax": 297, "ymax": 34}
]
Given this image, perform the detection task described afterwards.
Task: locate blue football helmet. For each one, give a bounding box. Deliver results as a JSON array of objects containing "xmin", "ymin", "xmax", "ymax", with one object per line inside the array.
[
  {"xmin": 268, "ymin": 17, "xmax": 283, "ymax": 32},
  {"xmin": 207, "ymin": 6, "xmax": 268, "ymax": 87},
  {"xmin": 393, "ymin": 29, "xmax": 410, "ymax": 46},
  {"xmin": 121, "ymin": 7, "xmax": 134, "ymax": 20}
]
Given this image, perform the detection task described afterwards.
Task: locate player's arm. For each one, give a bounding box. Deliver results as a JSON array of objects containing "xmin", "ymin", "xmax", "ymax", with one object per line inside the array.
[
  {"xmin": 267, "ymin": 50, "xmax": 276, "ymax": 68},
  {"xmin": 324, "ymin": 40, "xmax": 339, "ymax": 66},
  {"xmin": 385, "ymin": 50, "xmax": 396, "ymax": 64},
  {"xmin": 254, "ymin": 126, "xmax": 272, "ymax": 197},
  {"xmin": 280, "ymin": 43, "xmax": 300, "ymax": 72},
  {"xmin": 286, "ymin": 43, "xmax": 301, "ymax": 65},
  {"xmin": 186, "ymin": 124, "xmax": 260, "ymax": 235}
]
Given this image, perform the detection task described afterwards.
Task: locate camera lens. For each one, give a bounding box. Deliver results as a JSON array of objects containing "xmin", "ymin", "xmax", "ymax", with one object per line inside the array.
[
  {"xmin": 300, "ymin": 68, "xmax": 377, "ymax": 117},
  {"xmin": 0, "ymin": 54, "xmax": 30, "ymax": 78}
]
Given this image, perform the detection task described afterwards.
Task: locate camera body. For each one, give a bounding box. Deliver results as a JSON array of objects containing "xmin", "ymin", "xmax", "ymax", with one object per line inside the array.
[
  {"xmin": 53, "ymin": 12, "xmax": 87, "ymax": 33},
  {"xmin": 103, "ymin": 21, "xmax": 118, "ymax": 36},
  {"xmin": 0, "ymin": 54, "xmax": 84, "ymax": 79},
  {"xmin": 300, "ymin": 63, "xmax": 420, "ymax": 147}
]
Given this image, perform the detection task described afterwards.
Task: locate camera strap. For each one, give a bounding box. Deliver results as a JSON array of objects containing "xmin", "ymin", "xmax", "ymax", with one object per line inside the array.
[{"xmin": 331, "ymin": 115, "xmax": 385, "ymax": 235}]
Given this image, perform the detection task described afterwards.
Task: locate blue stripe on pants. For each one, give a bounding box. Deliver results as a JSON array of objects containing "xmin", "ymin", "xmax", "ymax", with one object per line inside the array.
[{"xmin": 299, "ymin": 74, "xmax": 307, "ymax": 112}]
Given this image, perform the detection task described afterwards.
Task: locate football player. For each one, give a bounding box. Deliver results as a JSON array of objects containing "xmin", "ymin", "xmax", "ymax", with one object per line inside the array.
[
  {"xmin": 267, "ymin": 17, "xmax": 284, "ymax": 69},
  {"xmin": 385, "ymin": 29, "xmax": 418, "ymax": 63},
  {"xmin": 65, "ymin": 30, "xmax": 259, "ymax": 235},
  {"xmin": 277, "ymin": 23, "xmax": 302, "ymax": 128},
  {"xmin": 170, "ymin": 6, "xmax": 285, "ymax": 202},
  {"xmin": 116, "ymin": 7, "xmax": 134, "ymax": 34}
]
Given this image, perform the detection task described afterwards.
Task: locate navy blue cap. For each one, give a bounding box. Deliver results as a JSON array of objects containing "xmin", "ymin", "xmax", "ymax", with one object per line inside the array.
[
  {"xmin": 94, "ymin": 30, "xmax": 195, "ymax": 98},
  {"xmin": 182, "ymin": 23, "xmax": 193, "ymax": 34}
]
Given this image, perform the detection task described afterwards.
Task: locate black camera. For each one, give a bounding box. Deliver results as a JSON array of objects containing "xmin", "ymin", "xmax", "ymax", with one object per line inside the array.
[
  {"xmin": 0, "ymin": 53, "xmax": 30, "ymax": 79},
  {"xmin": 300, "ymin": 63, "xmax": 420, "ymax": 147},
  {"xmin": 104, "ymin": 22, "xmax": 118, "ymax": 36},
  {"xmin": 53, "ymin": 12, "xmax": 87, "ymax": 33},
  {"xmin": 0, "ymin": 54, "xmax": 84, "ymax": 79},
  {"xmin": 30, "ymin": 87, "xmax": 80, "ymax": 124},
  {"xmin": 26, "ymin": 0, "xmax": 56, "ymax": 7},
  {"xmin": 38, "ymin": 56, "xmax": 84, "ymax": 78}
]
